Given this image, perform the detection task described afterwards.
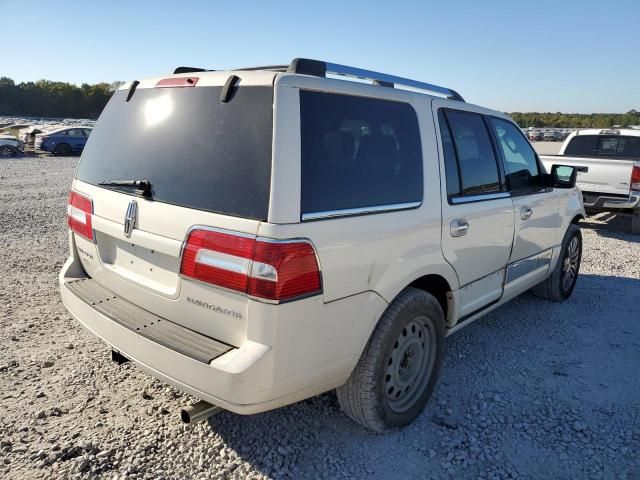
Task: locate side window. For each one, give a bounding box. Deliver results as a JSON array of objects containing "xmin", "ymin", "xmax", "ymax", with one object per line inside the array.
[
  {"xmin": 300, "ymin": 91, "xmax": 423, "ymax": 216},
  {"xmin": 618, "ymin": 136, "xmax": 640, "ymax": 157},
  {"xmin": 67, "ymin": 129, "xmax": 81, "ymax": 137},
  {"xmin": 82, "ymin": 129, "xmax": 92, "ymax": 137},
  {"xmin": 444, "ymin": 110, "xmax": 501, "ymax": 197},
  {"xmin": 489, "ymin": 117, "xmax": 541, "ymax": 193},
  {"xmin": 437, "ymin": 110, "xmax": 460, "ymax": 197},
  {"xmin": 564, "ymin": 135, "xmax": 598, "ymax": 156}
]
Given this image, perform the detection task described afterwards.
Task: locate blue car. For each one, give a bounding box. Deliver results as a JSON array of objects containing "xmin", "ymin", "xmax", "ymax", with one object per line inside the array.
[{"xmin": 35, "ymin": 127, "xmax": 92, "ymax": 155}]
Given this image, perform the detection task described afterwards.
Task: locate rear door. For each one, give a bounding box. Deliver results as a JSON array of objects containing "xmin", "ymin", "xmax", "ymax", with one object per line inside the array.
[
  {"xmin": 69, "ymin": 77, "xmax": 275, "ymax": 346},
  {"xmin": 66, "ymin": 128, "xmax": 86, "ymax": 152},
  {"xmin": 487, "ymin": 117, "xmax": 559, "ymax": 287},
  {"xmin": 434, "ymin": 104, "xmax": 515, "ymax": 319}
]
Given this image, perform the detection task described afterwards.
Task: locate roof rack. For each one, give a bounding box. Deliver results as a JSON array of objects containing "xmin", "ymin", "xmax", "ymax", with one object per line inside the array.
[
  {"xmin": 173, "ymin": 67, "xmax": 210, "ymax": 74},
  {"xmin": 287, "ymin": 58, "xmax": 465, "ymax": 102},
  {"xmin": 171, "ymin": 58, "xmax": 464, "ymax": 101}
]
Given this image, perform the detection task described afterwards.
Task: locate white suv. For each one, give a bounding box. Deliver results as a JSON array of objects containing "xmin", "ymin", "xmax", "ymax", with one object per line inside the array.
[{"xmin": 60, "ymin": 59, "xmax": 585, "ymax": 432}]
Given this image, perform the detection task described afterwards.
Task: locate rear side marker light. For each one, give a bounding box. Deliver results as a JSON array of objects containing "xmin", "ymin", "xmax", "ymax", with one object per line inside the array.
[
  {"xmin": 180, "ymin": 229, "xmax": 322, "ymax": 303},
  {"xmin": 67, "ymin": 191, "xmax": 93, "ymax": 241},
  {"xmin": 631, "ymin": 165, "xmax": 640, "ymax": 191}
]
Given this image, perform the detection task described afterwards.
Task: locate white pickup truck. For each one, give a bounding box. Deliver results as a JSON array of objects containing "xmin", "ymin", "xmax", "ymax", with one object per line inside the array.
[{"xmin": 540, "ymin": 129, "xmax": 640, "ymax": 234}]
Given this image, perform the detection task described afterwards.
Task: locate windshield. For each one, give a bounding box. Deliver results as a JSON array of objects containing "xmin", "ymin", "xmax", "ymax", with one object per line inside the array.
[{"xmin": 76, "ymin": 85, "xmax": 273, "ymax": 220}]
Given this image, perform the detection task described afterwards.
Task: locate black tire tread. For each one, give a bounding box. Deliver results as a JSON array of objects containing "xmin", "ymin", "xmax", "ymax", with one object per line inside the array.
[
  {"xmin": 336, "ymin": 288, "xmax": 444, "ymax": 432},
  {"xmin": 532, "ymin": 224, "xmax": 581, "ymax": 302},
  {"xmin": 631, "ymin": 214, "xmax": 640, "ymax": 235}
]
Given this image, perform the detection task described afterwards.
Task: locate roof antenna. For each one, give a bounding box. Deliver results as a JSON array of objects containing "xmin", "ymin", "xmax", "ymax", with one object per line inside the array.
[
  {"xmin": 126, "ymin": 80, "xmax": 140, "ymax": 102},
  {"xmin": 220, "ymin": 75, "xmax": 239, "ymax": 103}
]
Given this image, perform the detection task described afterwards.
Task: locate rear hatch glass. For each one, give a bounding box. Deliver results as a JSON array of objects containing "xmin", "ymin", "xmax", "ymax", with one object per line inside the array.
[{"xmin": 76, "ymin": 85, "xmax": 273, "ymax": 220}]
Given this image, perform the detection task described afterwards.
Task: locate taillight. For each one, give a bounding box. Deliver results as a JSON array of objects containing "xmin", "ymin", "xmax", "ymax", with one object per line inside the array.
[
  {"xmin": 180, "ymin": 229, "xmax": 322, "ymax": 303},
  {"xmin": 631, "ymin": 165, "xmax": 640, "ymax": 191},
  {"xmin": 67, "ymin": 191, "xmax": 93, "ymax": 241}
]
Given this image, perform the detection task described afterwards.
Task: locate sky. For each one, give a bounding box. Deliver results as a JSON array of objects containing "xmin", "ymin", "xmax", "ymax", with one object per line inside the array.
[{"xmin": 3, "ymin": 0, "xmax": 639, "ymax": 113}]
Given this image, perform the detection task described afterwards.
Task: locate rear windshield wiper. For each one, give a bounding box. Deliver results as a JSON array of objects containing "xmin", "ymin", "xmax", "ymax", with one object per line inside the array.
[{"xmin": 98, "ymin": 179, "xmax": 152, "ymax": 198}]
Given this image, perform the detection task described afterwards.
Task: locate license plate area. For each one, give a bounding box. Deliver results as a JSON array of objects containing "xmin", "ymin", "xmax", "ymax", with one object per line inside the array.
[{"xmin": 95, "ymin": 232, "xmax": 179, "ymax": 295}]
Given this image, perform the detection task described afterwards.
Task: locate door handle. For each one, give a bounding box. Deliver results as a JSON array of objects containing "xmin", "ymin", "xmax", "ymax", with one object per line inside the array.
[
  {"xmin": 520, "ymin": 206, "xmax": 533, "ymax": 220},
  {"xmin": 450, "ymin": 219, "xmax": 469, "ymax": 237}
]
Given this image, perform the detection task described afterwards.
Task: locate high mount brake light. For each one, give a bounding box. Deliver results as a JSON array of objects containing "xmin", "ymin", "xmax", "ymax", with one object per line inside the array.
[
  {"xmin": 67, "ymin": 191, "xmax": 93, "ymax": 241},
  {"xmin": 180, "ymin": 229, "xmax": 322, "ymax": 303},
  {"xmin": 631, "ymin": 165, "xmax": 640, "ymax": 191},
  {"xmin": 155, "ymin": 77, "xmax": 199, "ymax": 88}
]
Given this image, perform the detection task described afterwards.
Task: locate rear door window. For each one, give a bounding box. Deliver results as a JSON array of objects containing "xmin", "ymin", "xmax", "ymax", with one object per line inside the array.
[
  {"xmin": 437, "ymin": 110, "xmax": 461, "ymax": 197},
  {"xmin": 300, "ymin": 91, "xmax": 422, "ymax": 217},
  {"xmin": 442, "ymin": 110, "xmax": 502, "ymax": 198},
  {"xmin": 76, "ymin": 86, "xmax": 273, "ymax": 220}
]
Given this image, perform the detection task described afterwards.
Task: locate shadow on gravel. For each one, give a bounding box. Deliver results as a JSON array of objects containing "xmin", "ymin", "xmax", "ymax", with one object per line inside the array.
[
  {"xmin": 199, "ymin": 272, "xmax": 639, "ymax": 478},
  {"xmin": 580, "ymin": 215, "xmax": 639, "ymax": 241}
]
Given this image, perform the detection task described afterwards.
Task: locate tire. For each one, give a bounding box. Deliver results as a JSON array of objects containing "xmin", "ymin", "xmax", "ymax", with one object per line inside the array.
[
  {"xmin": 0, "ymin": 145, "xmax": 15, "ymax": 158},
  {"xmin": 631, "ymin": 213, "xmax": 640, "ymax": 235},
  {"xmin": 336, "ymin": 288, "xmax": 445, "ymax": 433},
  {"xmin": 54, "ymin": 143, "xmax": 71, "ymax": 156},
  {"xmin": 533, "ymin": 224, "xmax": 582, "ymax": 302}
]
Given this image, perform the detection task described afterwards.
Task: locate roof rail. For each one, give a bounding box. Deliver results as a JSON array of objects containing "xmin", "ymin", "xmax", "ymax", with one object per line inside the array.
[
  {"xmin": 287, "ymin": 58, "xmax": 465, "ymax": 102},
  {"xmin": 173, "ymin": 67, "xmax": 210, "ymax": 74}
]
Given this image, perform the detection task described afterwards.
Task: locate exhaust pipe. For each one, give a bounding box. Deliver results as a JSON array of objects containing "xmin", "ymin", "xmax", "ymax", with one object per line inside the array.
[{"xmin": 180, "ymin": 401, "xmax": 222, "ymax": 424}]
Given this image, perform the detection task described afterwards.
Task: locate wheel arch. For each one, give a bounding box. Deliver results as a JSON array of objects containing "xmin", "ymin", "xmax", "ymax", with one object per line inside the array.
[{"xmin": 406, "ymin": 274, "xmax": 455, "ymax": 327}]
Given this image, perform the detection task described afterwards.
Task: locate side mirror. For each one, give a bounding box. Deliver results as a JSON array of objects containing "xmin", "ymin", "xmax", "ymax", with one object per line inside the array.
[{"xmin": 544, "ymin": 164, "xmax": 577, "ymax": 189}]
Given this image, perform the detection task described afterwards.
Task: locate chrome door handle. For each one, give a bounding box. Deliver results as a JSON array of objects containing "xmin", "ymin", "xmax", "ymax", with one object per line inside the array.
[
  {"xmin": 450, "ymin": 219, "xmax": 469, "ymax": 237},
  {"xmin": 520, "ymin": 206, "xmax": 533, "ymax": 220}
]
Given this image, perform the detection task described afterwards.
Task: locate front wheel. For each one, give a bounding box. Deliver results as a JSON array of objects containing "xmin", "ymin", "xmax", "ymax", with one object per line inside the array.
[
  {"xmin": 336, "ymin": 288, "xmax": 445, "ymax": 433},
  {"xmin": 533, "ymin": 224, "xmax": 582, "ymax": 302}
]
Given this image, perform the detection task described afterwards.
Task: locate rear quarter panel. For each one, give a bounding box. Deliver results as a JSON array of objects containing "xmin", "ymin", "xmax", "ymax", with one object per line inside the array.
[{"xmin": 265, "ymin": 77, "xmax": 459, "ymax": 304}]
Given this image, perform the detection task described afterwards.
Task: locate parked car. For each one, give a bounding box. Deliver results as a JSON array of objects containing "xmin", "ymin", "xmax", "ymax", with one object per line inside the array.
[
  {"xmin": 528, "ymin": 130, "xmax": 543, "ymax": 141},
  {"xmin": 0, "ymin": 124, "xmax": 31, "ymax": 138},
  {"xmin": 21, "ymin": 125, "xmax": 52, "ymax": 147},
  {"xmin": 0, "ymin": 134, "xmax": 24, "ymax": 157},
  {"xmin": 59, "ymin": 58, "xmax": 585, "ymax": 432},
  {"xmin": 543, "ymin": 130, "xmax": 561, "ymax": 141},
  {"xmin": 35, "ymin": 127, "xmax": 92, "ymax": 155},
  {"xmin": 540, "ymin": 128, "xmax": 640, "ymax": 233}
]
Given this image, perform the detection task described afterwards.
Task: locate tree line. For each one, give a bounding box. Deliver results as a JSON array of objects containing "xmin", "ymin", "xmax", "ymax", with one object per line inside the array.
[
  {"xmin": 1, "ymin": 77, "xmax": 639, "ymax": 127},
  {"xmin": 510, "ymin": 111, "xmax": 640, "ymax": 128},
  {"xmin": 0, "ymin": 77, "xmax": 123, "ymax": 119}
]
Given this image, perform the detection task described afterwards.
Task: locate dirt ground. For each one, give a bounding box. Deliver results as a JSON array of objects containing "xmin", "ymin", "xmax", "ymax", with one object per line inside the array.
[{"xmin": 0, "ymin": 156, "xmax": 638, "ymax": 479}]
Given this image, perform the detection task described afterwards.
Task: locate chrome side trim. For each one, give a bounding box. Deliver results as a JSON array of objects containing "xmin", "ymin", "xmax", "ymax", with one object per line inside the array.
[
  {"xmin": 301, "ymin": 201, "xmax": 421, "ymax": 221},
  {"xmin": 450, "ymin": 192, "xmax": 510, "ymax": 204},
  {"xmin": 505, "ymin": 249, "xmax": 553, "ymax": 284}
]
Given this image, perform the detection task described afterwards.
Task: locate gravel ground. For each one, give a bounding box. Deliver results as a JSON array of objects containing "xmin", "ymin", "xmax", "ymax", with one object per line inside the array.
[
  {"xmin": 531, "ymin": 141, "xmax": 562, "ymax": 156},
  {"xmin": 1, "ymin": 155, "xmax": 638, "ymax": 480}
]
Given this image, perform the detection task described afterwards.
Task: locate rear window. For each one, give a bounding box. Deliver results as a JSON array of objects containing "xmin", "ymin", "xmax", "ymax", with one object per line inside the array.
[
  {"xmin": 300, "ymin": 91, "xmax": 422, "ymax": 217},
  {"xmin": 76, "ymin": 86, "xmax": 273, "ymax": 220},
  {"xmin": 565, "ymin": 134, "xmax": 640, "ymax": 158}
]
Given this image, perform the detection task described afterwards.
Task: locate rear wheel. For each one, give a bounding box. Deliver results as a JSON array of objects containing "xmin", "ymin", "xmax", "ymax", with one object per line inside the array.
[
  {"xmin": 631, "ymin": 213, "xmax": 640, "ymax": 235},
  {"xmin": 336, "ymin": 288, "xmax": 445, "ymax": 433},
  {"xmin": 54, "ymin": 143, "xmax": 71, "ymax": 156},
  {"xmin": 533, "ymin": 224, "xmax": 582, "ymax": 302},
  {"xmin": 0, "ymin": 145, "xmax": 15, "ymax": 158}
]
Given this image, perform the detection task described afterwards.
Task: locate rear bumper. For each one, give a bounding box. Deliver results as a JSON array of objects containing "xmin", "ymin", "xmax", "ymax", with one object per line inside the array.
[
  {"xmin": 59, "ymin": 254, "xmax": 387, "ymax": 414},
  {"xmin": 582, "ymin": 191, "xmax": 640, "ymax": 210}
]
